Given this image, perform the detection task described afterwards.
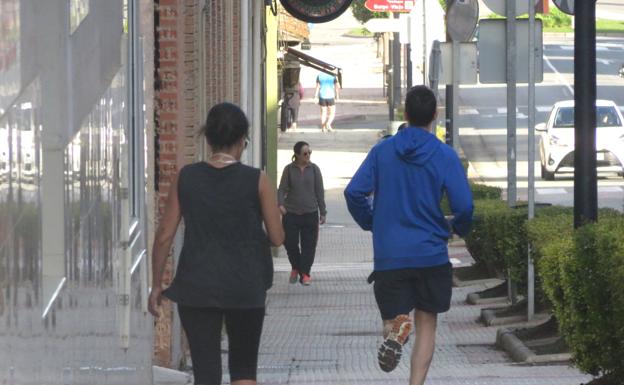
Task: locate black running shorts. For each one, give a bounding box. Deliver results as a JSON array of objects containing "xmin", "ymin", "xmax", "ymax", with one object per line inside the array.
[
  {"xmin": 318, "ymin": 98, "xmax": 335, "ymax": 106},
  {"xmin": 371, "ymin": 262, "xmax": 453, "ymax": 320}
]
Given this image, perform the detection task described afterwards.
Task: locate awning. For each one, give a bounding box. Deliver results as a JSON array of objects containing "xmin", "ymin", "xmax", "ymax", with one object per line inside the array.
[{"xmin": 286, "ymin": 47, "xmax": 343, "ymax": 87}]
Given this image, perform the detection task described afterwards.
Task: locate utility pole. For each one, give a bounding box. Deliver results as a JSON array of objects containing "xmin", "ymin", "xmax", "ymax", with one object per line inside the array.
[
  {"xmin": 527, "ymin": 0, "xmax": 537, "ymax": 321},
  {"xmin": 574, "ymin": 0, "xmax": 598, "ymax": 228},
  {"xmin": 445, "ymin": 0, "xmax": 454, "ymax": 147},
  {"xmin": 393, "ymin": 12, "xmax": 402, "ymax": 117},
  {"xmin": 506, "ymin": 1, "xmax": 517, "ymax": 206}
]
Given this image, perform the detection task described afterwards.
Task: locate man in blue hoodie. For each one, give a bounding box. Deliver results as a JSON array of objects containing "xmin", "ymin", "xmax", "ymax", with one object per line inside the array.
[{"xmin": 344, "ymin": 85, "xmax": 473, "ymax": 385}]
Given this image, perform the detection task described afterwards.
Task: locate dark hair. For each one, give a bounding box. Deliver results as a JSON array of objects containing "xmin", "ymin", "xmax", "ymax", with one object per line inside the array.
[
  {"xmin": 404, "ymin": 85, "xmax": 437, "ymax": 127},
  {"xmin": 292, "ymin": 141, "xmax": 309, "ymax": 161},
  {"xmin": 202, "ymin": 102, "xmax": 249, "ymax": 149}
]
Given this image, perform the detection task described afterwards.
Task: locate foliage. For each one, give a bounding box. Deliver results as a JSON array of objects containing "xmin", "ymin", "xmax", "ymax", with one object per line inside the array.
[
  {"xmin": 536, "ymin": 216, "xmax": 624, "ymax": 378},
  {"xmin": 486, "ymin": 7, "xmax": 571, "ymax": 29},
  {"xmin": 350, "ymin": 0, "xmax": 389, "ymax": 24},
  {"xmin": 346, "ymin": 27, "xmax": 374, "ymax": 37}
]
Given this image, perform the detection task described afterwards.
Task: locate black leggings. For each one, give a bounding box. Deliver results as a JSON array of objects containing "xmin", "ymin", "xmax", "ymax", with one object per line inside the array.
[{"xmin": 178, "ymin": 305, "xmax": 265, "ymax": 385}]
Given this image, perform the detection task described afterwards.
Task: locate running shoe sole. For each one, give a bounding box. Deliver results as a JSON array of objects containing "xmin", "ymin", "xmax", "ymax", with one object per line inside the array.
[{"xmin": 378, "ymin": 315, "xmax": 412, "ymax": 372}]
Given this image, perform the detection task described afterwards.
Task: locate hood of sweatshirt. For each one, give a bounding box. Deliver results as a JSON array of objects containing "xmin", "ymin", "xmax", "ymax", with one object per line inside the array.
[{"xmin": 393, "ymin": 126, "xmax": 441, "ymax": 166}]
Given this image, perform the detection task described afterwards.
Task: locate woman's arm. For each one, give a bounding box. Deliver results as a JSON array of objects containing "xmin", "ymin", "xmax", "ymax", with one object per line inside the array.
[
  {"xmin": 277, "ymin": 165, "xmax": 289, "ymax": 215},
  {"xmin": 259, "ymin": 172, "xmax": 285, "ymax": 246},
  {"xmin": 148, "ymin": 172, "xmax": 182, "ymax": 317}
]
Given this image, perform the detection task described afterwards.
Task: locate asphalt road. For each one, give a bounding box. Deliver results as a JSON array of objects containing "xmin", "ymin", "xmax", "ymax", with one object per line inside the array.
[
  {"xmin": 597, "ymin": 0, "xmax": 624, "ymax": 20},
  {"xmin": 455, "ymin": 35, "xmax": 624, "ymax": 210}
]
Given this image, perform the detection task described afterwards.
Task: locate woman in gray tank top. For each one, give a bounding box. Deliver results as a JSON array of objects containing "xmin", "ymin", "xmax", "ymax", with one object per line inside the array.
[{"xmin": 148, "ymin": 103, "xmax": 284, "ymax": 385}]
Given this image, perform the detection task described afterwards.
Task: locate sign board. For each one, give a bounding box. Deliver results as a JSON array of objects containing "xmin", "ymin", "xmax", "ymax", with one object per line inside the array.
[
  {"xmin": 365, "ymin": 0, "xmax": 415, "ymax": 12},
  {"xmin": 481, "ymin": 0, "xmax": 540, "ymax": 17},
  {"xmin": 553, "ymin": 0, "xmax": 574, "ymax": 15},
  {"xmin": 399, "ymin": 13, "xmax": 410, "ymax": 44},
  {"xmin": 365, "ymin": 18, "xmax": 401, "ymax": 33},
  {"xmin": 280, "ymin": 0, "xmax": 353, "ymax": 23},
  {"xmin": 478, "ymin": 19, "xmax": 544, "ymax": 84},
  {"xmin": 438, "ymin": 42, "xmax": 478, "ymax": 85},
  {"xmin": 446, "ymin": 0, "xmax": 479, "ymax": 42}
]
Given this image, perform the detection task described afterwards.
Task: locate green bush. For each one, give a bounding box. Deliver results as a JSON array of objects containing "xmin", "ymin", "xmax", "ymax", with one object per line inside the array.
[
  {"xmin": 470, "ymin": 183, "xmax": 502, "ymax": 200},
  {"xmin": 440, "ymin": 182, "xmax": 502, "ymax": 216},
  {"xmin": 464, "ymin": 199, "xmax": 508, "ymax": 275},
  {"xmin": 536, "ymin": 214, "xmax": 624, "ymax": 379}
]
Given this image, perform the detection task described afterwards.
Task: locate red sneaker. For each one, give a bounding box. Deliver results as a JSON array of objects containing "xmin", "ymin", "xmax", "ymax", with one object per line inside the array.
[
  {"xmin": 289, "ymin": 269, "xmax": 299, "ymax": 284},
  {"xmin": 300, "ymin": 274, "xmax": 311, "ymax": 286}
]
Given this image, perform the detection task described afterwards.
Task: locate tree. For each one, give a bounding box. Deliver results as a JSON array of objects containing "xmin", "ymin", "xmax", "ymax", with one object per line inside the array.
[{"xmin": 350, "ymin": 0, "xmax": 389, "ymax": 24}]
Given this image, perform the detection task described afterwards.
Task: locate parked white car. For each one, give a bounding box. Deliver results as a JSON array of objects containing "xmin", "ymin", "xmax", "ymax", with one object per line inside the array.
[{"xmin": 537, "ymin": 100, "xmax": 624, "ymax": 180}]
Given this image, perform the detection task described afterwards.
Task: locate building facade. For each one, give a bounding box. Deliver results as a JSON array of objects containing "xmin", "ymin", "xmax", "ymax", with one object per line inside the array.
[
  {"xmin": 152, "ymin": 0, "xmax": 279, "ymax": 369},
  {"xmin": 0, "ymin": 0, "xmax": 155, "ymax": 384}
]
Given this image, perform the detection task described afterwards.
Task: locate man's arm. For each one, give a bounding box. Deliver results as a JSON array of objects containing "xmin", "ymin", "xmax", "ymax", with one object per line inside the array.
[
  {"xmin": 444, "ymin": 154, "xmax": 474, "ymax": 237},
  {"xmin": 334, "ymin": 78, "xmax": 340, "ymax": 100},
  {"xmin": 344, "ymin": 150, "xmax": 376, "ymax": 231},
  {"xmin": 314, "ymin": 77, "xmax": 320, "ymax": 100}
]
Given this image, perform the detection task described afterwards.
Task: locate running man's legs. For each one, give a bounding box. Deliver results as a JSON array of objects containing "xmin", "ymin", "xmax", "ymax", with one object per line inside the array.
[{"xmin": 409, "ymin": 310, "xmax": 437, "ymax": 385}]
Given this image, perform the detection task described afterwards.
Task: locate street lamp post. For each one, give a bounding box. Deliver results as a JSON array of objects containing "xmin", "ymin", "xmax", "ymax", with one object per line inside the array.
[{"xmin": 574, "ymin": 0, "xmax": 598, "ymax": 228}]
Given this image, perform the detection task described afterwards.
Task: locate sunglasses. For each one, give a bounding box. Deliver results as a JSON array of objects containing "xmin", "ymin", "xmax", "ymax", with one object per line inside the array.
[{"xmin": 301, "ymin": 151, "xmax": 312, "ymax": 156}]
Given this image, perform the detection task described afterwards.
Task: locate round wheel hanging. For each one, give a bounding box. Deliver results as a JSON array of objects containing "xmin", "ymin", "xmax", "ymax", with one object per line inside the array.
[{"xmin": 279, "ymin": 0, "xmax": 354, "ymax": 23}]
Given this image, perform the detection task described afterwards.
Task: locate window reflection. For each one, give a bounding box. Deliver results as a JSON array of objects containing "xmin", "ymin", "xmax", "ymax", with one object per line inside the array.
[
  {"xmin": 0, "ymin": 0, "xmax": 20, "ymax": 113},
  {"xmin": 69, "ymin": 0, "xmax": 89, "ymax": 34}
]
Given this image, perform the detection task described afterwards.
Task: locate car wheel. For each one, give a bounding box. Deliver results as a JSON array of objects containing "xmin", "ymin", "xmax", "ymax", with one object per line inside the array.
[{"xmin": 541, "ymin": 164, "xmax": 555, "ymax": 181}]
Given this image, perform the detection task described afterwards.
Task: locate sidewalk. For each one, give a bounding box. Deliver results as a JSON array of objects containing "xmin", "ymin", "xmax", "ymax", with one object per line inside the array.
[{"xmin": 246, "ymin": 127, "xmax": 593, "ymax": 385}]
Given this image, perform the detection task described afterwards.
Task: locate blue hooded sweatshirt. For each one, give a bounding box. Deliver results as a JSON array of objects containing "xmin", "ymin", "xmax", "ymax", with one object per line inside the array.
[{"xmin": 344, "ymin": 127, "xmax": 473, "ymax": 271}]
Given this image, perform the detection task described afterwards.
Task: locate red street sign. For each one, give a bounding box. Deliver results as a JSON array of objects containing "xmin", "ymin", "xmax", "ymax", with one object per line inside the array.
[{"xmin": 364, "ymin": 0, "xmax": 415, "ymax": 13}]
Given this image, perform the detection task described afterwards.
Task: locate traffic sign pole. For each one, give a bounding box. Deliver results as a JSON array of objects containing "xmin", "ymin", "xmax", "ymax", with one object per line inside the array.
[
  {"xmin": 574, "ymin": 0, "xmax": 598, "ymax": 227},
  {"xmin": 527, "ymin": 0, "xmax": 536, "ymax": 321}
]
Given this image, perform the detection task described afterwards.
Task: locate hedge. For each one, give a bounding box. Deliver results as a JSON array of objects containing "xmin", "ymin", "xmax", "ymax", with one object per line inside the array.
[
  {"xmin": 464, "ymin": 187, "xmax": 624, "ymax": 379},
  {"xmin": 538, "ymin": 217, "xmax": 624, "ymax": 379}
]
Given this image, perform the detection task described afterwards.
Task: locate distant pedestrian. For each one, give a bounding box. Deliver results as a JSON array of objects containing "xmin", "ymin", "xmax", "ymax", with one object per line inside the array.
[
  {"xmin": 314, "ymin": 72, "xmax": 340, "ymax": 132},
  {"xmin": 344, "ymin": 86, "xmax": 473, "ymax": 385},
  {"xmin": 278, "ymin": 141, "xmax": 327, "ymax": 286},
  {"xmin": 148, "ymin": 102, "xmax": 284, "ymax": 385}
]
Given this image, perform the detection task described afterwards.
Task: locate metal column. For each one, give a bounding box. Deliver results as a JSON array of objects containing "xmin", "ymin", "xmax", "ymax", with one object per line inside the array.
[{"xmin": 574, "ymin": 0, "xmax": 598, "ymax": 228}]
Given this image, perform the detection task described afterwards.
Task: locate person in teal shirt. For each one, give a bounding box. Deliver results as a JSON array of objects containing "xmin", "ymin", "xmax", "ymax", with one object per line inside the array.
[{"xmin": 314, "ymin": 72, "xmax": 340, "ymax": 132}]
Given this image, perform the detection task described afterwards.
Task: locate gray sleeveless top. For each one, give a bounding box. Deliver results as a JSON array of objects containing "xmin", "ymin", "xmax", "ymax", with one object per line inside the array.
[{"xmin": 163, "ymin": 162, "xmax": 273, "ymax": 308}]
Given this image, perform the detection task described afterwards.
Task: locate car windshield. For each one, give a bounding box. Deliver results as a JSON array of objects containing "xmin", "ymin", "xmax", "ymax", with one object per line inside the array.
[{"xmin": 553, "ymin": 106, "xmax": 622, "ymax": 128}]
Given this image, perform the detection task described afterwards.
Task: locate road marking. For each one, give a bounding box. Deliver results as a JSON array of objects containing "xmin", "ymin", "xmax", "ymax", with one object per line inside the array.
[
  {"xmin": 599, "ymin": 186, "xmax": 623, "ymax": 193},
  {"xmin": 597, "ymin": 59, "xmax": 613, "ymax": 65},
  {"xmin": 537, "ymin": 188, "xmax": 567, "ymax": 195},
  {"xmin": 459, "ymin": 108, "xmax": 479, "ymax": 115},
  {"xmin": 459, "ymin": 128, "xmax": 528, "ymax": 136},
  {"xmin": 544, "ymin": 54, "xmax": 574, "ymax": 96},
  {"xmin": 450, "ymin": 258, "xmax": 462, "ymax": 265}
]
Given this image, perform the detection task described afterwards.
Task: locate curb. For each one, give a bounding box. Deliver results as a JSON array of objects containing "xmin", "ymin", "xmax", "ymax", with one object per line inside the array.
[
  {"xmin": 497, "ymin": 328, "xmax": 573, "ymax": 364},
  {"xmin": 465, "ymin": 280, "xmax": 508, "ymax": 304},
  {"xmin": 481, "ymin": 307, "xmax": 527, "ymax": 326}
]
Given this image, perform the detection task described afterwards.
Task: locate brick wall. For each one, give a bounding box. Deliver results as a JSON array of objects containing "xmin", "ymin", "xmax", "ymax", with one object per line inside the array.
[
  {"xmin": 153, "ymin": 0, "xmax": 200, "ymax": 367},
  {"xmin": 153, "ymin": 0, "xmax": 244, "ymax": 368}
]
